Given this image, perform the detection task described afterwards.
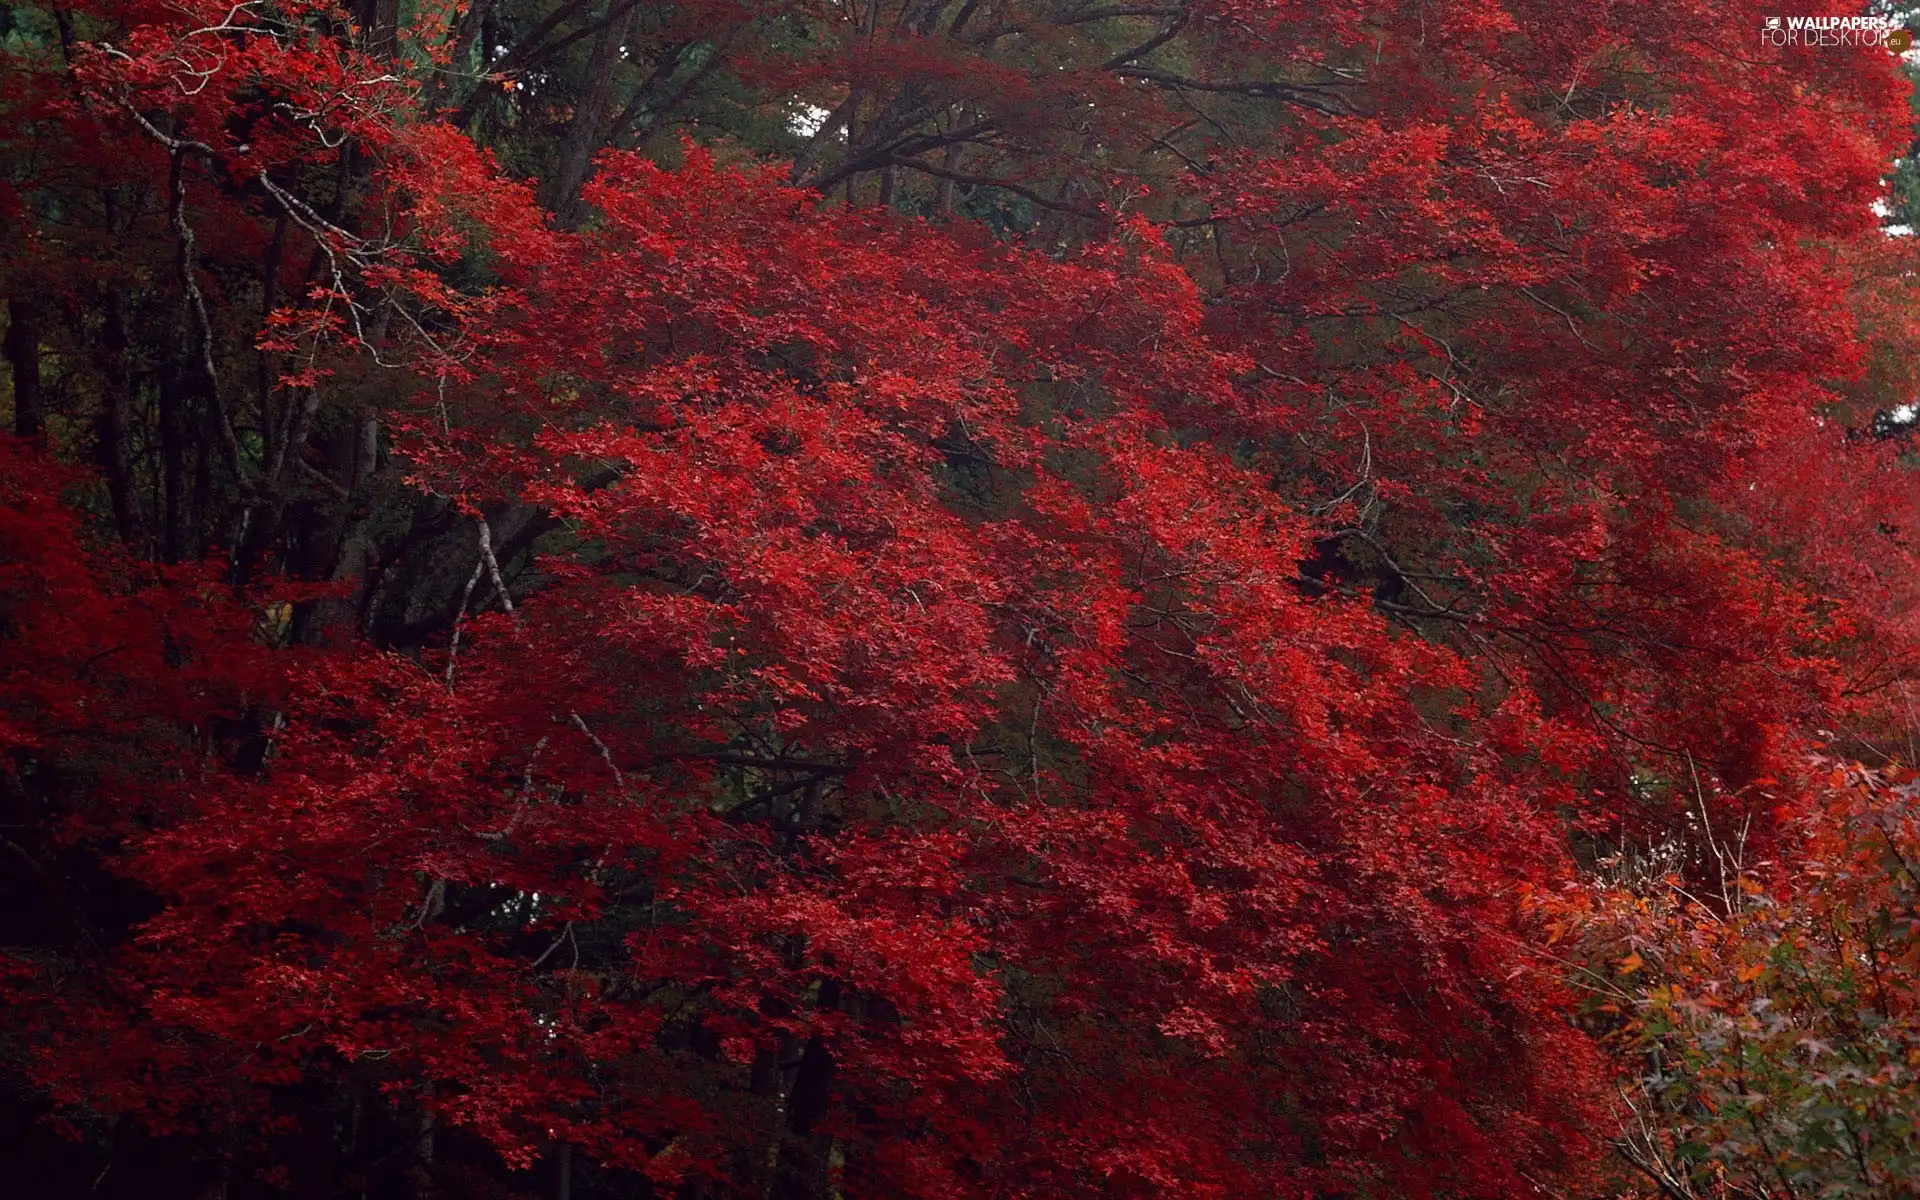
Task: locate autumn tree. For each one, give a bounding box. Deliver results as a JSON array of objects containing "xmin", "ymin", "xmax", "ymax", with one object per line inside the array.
[
  {"xmin": 1545, "ymin": 761, "xmax": 1920, "ymax": 1200},
  {"xmin": 3, "ymin": 1, "xmax": 1920, "ymax": 1198}
]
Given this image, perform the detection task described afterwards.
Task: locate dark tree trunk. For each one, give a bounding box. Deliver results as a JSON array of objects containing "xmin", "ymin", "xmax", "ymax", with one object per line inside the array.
[
  {"xmin": 158, "ymin": 360, "xmax": 191, "ymax": 562},
  {"xmin": 257, "ymin": 207, "xmax": 288, "ymax": 465},
  {"xmin": 99, "ymin": 295, "xmax": 139, "ymax": 543},
  {"xmin": 290, "ymin": 409, "xmax": 385, "ymax": 646},
  {"xmin": 771, "ymin": 1036, "xmax": 837, "ymax": 1200},
  {"xmin": 5, "ymin": 297, "xmax": 42, "ymax": 437},
  {"xmin": 191, "ymin": 388, "xmax": 217, "ymax": 560},
  {"xmin": 544, "ymin": 1, "xmax": 641, "ymax": 227},
  {"xmin": 355, "ymin": 0, "xmax": 401, "ymax": 59}
]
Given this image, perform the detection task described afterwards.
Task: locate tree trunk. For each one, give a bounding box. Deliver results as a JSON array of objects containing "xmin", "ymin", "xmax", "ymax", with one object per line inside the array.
[
  {"xmin": 771, "ymin": 1036, "xmax": 836, "ymax": 1200},
  {"xmin": 257, "ymin": 207, "xmax": 288, "ymax": 467},
  {"xmin": 99, "ymin": 294, "xmax": 139, "ymax": 543},
  {"xmin": 356, "ymin": 0, "xmax": 401, "ymax": 59},
  {"xmin": 158, "ymin": 359, "xmax": 191, "ymax": 562},
  {"xmin": 290, "ymin": 408, "xmax": 385, "ymax": 646},
  {"xmin": 938, "ymin": 141, "xmax": 961, "ymax": 215},
  {"xmin": 545, "ymin": 1, "xmax": 642, "ymax": 227},
  {"xmin": 5, "ymin": 297, "xmax": 42, "ymax": 437},
  {"xmin": 407, "ymin": 1091, "xmax": 436, "ymax": 1200}
]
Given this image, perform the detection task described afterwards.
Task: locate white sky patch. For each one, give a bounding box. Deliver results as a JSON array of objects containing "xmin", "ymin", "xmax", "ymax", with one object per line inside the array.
[
  {"xmin": 1874, "ymin": 196, "xmax": 1916, "ymax": 236},
  {"xmin": 790, "ymin": 102, "xmax": 832, "ymax": 139}
]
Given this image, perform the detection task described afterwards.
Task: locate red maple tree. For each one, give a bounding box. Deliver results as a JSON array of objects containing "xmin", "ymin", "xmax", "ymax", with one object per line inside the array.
[{"xmin": 4, "ymin": 1, "xmax": 1920, "ymax": 1197}]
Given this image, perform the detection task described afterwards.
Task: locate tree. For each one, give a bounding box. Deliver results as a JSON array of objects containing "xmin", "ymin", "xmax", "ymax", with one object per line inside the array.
[
  {"xmin": 3, "ymin": 1, "xmax": 1919, "ymax": 1198},
  {"xmin": 1547, "ymin": 761, "xmax": 1920, "ymax": 1199}
]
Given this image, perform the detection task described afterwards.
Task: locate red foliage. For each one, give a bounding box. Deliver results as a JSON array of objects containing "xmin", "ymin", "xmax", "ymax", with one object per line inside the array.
[
  {"xmin": 0, "ymin": 433, "xmax": 265, "ymax": 797},
  {"xmin": 4, "ymin": 1, "xmax": 1920, "ymax": 1197}
]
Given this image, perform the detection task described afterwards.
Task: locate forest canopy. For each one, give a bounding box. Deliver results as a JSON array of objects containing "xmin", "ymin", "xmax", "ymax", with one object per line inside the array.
[{"xmin": 6, "ymin": 1, "xmax": 1920, "ymax": 1198}]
